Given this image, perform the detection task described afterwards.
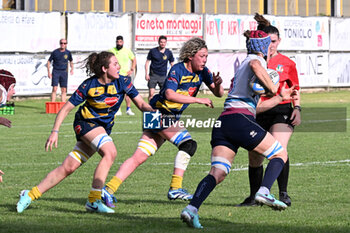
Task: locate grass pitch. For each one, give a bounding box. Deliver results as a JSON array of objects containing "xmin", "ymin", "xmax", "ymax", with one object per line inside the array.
[{"xmin": 0, "ymin": 90, "xmax": 349, "ymax": 233}]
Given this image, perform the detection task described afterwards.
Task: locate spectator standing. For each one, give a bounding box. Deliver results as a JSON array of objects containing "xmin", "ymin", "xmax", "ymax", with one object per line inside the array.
[
  {"xmin": 109, "ymin": 35, "xmax": 137, "ymax": 115},
  {"xmin": 145, "ymin": 35, "xmax": 174, "ymax": 101},
  {"xmin": 47, "ymin": 39, "xmax": 74, "ymax": 102}
]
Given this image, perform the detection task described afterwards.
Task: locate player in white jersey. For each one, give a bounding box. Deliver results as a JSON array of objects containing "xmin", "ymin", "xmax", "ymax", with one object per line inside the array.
[
  {"xmin": 223, "ymin": 53, "xmax": 267, "ymax": 115},
  {"xmin": 180, "ymin": 29, "xmax": 297, "ymax": 229}
]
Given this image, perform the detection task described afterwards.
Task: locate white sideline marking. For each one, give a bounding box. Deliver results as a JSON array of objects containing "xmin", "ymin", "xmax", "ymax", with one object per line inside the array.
[{"xmin": 2, "ymin": 159, "xmax": 350, "ymax": 170}]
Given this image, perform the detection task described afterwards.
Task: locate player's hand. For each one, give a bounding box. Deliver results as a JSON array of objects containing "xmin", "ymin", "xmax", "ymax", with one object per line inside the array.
[
  {"xmin": 127, "ymin": 69, "xmax": 134, "ymax": 76},
  {"xmin": 0, "ymin": 170, "xmax": 4, "ymax": 183},
  {"xmin": 290, "ymin": 108, "xmax": 301, "ymax": 126},
  {"xmin": 197, "ymin": 98, "xmax": 214, "ymax": 108},
  {"xmin": 280, "ymin": 83, "xmax": 296, "ymax": 101},
  {"xmin": 291, "ymin": 88, "xmax": 300, "ymax": 101},
  {"xmin": 0, "ymin": 117, "xmax": 11, "ymax": 128},
  {"xmin": 70, "ymin": 70, "xmax": 74, "ymax": 76},
  {"xmin": 45, "ymin": 131, "xmax": 59, "ymax": 152},
  {"xmin": 212, "ymin": 72, "xmax": 223, "ymax": 87},
  {"xmin": 48, "ymin": 72, "xmax": 52, "ymax": 79},
  {"xmin": 145, "ymin": 74, "xmax": 150, "ymax": 81}
]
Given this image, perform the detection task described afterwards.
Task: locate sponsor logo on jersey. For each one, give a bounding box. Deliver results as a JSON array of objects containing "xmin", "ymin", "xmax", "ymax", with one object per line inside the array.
[
  {"xmin": 250, "ymin": 130, "xmax": 257, "ymax": 138},
  {"xmin": 76, "ymin": 89, "xmax": 84, "ymax": 99},
  {"xmin": 168, "ymin": 77, "xmax": 177, "ymax": 83},
  {"xmin": 75, "ymin": 125, "xmax": 82, "ymax": 134},
  {"xmin": 276, "ymin": 65, "xmax": 284, "ymax": 73},
  {"xmin": 127, "ymin": 83, "xmax": 133, "ymax": 89},
  {"xmin": 188, "ymin": 87, "xmax": 197, "ymax": 96},
  {"xmin": 88, "ymin": 87, "xmax": 104, "ymax": 97},
  {"xmin": 180, "ymin": 75, "xmax": 199, "ymax": 84},
  {"xmin": 107, "ymin": 85, "xmax": 117, "ymax": 94},
  {"xmin": 105, "ymin": 97, "xmax": 119, "ymax": 106},
  {"xmin": 88, "ymin": 122, "xmax": 95, "ymax": 128}
]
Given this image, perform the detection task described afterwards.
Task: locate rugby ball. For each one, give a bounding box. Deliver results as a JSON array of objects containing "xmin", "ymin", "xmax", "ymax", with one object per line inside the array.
[{"xmin": 250, "ymin": 69, "xmax": 280, "ymax": 95}]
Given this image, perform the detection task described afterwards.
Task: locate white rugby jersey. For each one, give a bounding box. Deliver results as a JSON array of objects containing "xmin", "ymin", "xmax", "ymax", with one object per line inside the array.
[{"xmin": 223, "ymin": 54, "xmax": 267, "ymax": 116}]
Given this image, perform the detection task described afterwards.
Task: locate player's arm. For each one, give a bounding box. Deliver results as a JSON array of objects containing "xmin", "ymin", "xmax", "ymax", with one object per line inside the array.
[
  {"xmin": 256, "ymin": 83, "xmax": 296, "ymax": 114},
  {"xmin": 250, "ymin": 59, "xmax": 277, "ymax": 96},
  {"xmin": 131, "ymin": 95, "xmax": 155, "ymax": 112},
  {"xmin": 0, "ymin": 117, "xmax": 11, "ymax": 128},
  {"xmin": 131, "ymin": 57, "xmax": 136, "ymax": 74},
  {"xmin": 47, "ymin": 60, "xmax": 52, "ymax": 79},
  {"xmin": 145, "ymin": 60, "xmax": 151, "ymax": 81},
  {"xmin": 0, "ymin": 170, "xmax": 4, "ymax": 182},
  {"xmin": 165, "ymin": 89, "xmax": 213, "ymax": 108},
  {"xmin": 290, "ymin": 89, "xmax": 301, "ymax": 126},
  {"xmin": 45, "ymin": 101, "xmax": 75, "ymax": 151},
  {"xmin": 69, "ymin": 60, "xmax": 74, "ymax": 75},
  {"xmin": 207, "ymin": 72, "xmax": 224, "ymax": 97}
]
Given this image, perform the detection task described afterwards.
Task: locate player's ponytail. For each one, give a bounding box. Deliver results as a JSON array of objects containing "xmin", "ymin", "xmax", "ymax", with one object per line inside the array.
[
  {"xmin": 254, "ymin": 13, "xmax": 280, "ymax": 38},
  {"xmin": 83, "ymin": 51, "xmax": 114, "ymax": 77}
]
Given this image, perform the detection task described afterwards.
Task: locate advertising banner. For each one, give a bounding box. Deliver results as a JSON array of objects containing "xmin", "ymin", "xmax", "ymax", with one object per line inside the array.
[
  {"xmin": 330, "ymin": 18, "xmax": 350, "ymax": 51},
  {"xmin": 205, "ymin": 14, "xmax": 329, "ymax": 51},
  {"xmin": 0, "ymin": 53, "xmax": 88, "ymax": 96},
  {"xmin": 0, "ymin": 11, "xmax": 61, "ymax": 52},
  {"xmin": 67, "ymin": 13, "xmax": 131, "ymax": 51},
  {"xmin": 268, "ymin": 16, "xmax": 329, "ymax": 51},
  {"xmin": 329, "ymin": 53, "xmax": 350, "ymax": 86},
  {"xmin": 205, "ymin": 14, "xmax": 257, "ymax": 50},
  {"xmin": 286, "ymin": 52, "xmax": 329, "ymax": 87},
  {"xmin": 135, "ymin": 13, "xmax": 203, "ymax": 50}
]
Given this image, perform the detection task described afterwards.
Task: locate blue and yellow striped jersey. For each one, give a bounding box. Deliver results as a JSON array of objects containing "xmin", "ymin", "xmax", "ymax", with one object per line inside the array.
[
  {"xmin": 69, "ymin": 75, "xmax": 138, "ymax": 125},
  {"xmin": 150, "ymin": 62, "xmax": 213, "ymax": 116}
]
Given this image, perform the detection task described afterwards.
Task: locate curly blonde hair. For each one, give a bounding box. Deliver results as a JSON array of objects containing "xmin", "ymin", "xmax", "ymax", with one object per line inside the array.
[{"xmin": 179, "ymin": 37, "xmax": 207, "ymax": 62}]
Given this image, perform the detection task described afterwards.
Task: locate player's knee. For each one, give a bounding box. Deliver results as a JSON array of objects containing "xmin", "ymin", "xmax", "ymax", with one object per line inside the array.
[
  {"xmin": 61, "ymin": 160, "xmax": 79, "ymax": 175},
  {"xmin": 131, "ymin": 153, "xmax": 149, "ymax": 166},
  {"xmin": 248, "ymin": 151, "xmax": 264, "ymax": 167},
  {"xmin": 178, "ymin": 139, "xmax": 197, "ymax": 157},
  {"xmin": 103, "ymin": 148, "xmax": 117, "ymax": 162}
]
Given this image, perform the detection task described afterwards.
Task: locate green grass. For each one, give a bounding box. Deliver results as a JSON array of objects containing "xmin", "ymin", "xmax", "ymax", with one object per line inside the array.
[{"xmin": 0, "ymin": 90, "xmax": 350, "ymax": 233}]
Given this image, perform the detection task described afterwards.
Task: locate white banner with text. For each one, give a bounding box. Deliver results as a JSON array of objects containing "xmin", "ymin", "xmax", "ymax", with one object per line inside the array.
[
  {"xmin": 330, "ymin": 18, "xmax": 350, "ymax": 51},
  {"xmin": 67, "ymin": 13, "xmax": 131, "ymax": 51},
  {"xmin": 0, "ymin": 11, "xmax": 61, "ymax": 52}
]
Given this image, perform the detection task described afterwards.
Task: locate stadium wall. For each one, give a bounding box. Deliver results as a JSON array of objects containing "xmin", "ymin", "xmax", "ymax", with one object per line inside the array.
[{"xmin": 0, "ymin": 10, "xmax": 349, "ymax": 96}]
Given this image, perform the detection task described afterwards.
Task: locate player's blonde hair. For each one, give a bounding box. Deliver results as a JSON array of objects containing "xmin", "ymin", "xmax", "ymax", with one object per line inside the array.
[{"xmin": 179, "ymin": 37, "xmax": 207, "ymax": 62}]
